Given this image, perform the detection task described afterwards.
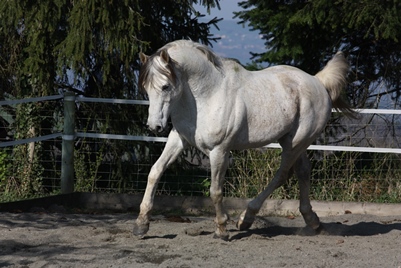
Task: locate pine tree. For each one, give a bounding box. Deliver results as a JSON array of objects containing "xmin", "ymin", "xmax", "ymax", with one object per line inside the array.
[
  {"xmin": 236, "ymin": 0, "xmax": 401, "ymax": 108},
  {"xmin": 0, "ymin": 0, "xmax": 221, "ymax": 198},
  {"xmin": 0, "ymin": 0, "xmax": 220, "ymax": 98}
]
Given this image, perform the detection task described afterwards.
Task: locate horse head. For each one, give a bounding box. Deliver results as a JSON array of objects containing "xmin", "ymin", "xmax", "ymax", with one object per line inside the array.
[
  {"xmin": 138, "ymin": 40, "xmax": 225, "ymax": 134},
  {"xmin": 139, "ymin": 49, "xmax": 180, "ymax": 133}
]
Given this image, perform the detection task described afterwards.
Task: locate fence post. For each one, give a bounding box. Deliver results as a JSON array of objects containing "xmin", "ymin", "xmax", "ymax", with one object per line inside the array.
[{"xmin": 61, "ymin": 91, "xmax": 76, "ymax": 194}]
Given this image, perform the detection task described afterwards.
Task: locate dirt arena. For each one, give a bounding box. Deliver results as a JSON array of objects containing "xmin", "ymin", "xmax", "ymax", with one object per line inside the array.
[{"xmin": 1, "ymin": 208, "xmax": 401, "ymax": 267}]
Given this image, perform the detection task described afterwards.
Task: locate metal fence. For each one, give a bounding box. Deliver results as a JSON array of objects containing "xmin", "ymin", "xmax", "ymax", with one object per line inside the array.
[{"xmin": 1, "ymin": 93, "xmax": 401, "ymax": 202}]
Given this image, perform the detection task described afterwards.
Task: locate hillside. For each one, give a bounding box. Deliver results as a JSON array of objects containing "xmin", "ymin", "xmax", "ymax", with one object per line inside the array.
[{"xmin": 206, "ymin": 19, "xmax": 266, "ymax": 65}]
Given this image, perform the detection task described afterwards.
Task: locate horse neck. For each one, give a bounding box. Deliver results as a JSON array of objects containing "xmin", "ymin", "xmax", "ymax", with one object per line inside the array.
[
  {"xmin": 170, "ymin": 48, "xmax": 224, "ymax": 99},
  {"xmin": 187, "ymin": 68, "xmax": 223, "ymax": 98}
]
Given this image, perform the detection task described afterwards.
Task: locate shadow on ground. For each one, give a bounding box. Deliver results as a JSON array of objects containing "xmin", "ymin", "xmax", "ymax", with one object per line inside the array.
[{"xmin": 229, "ymin": 217, "xmax": 401, "ymax": 241}]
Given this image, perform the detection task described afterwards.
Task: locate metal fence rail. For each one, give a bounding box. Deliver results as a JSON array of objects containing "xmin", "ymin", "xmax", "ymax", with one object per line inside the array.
[
  {"xmin": 1, "ymin": 93, "xmax": 401, "ymax": 201},
  {"xmin": 1, "ymin": 93, "xmax": 400, "ymax": 152}
]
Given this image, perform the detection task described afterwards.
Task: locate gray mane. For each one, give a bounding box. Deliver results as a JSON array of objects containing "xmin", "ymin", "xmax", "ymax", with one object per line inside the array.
[
  {"xmin": 139, "ymin": 40, "xmax": 224, "ymax": 91},
  {"xmin": 163, "ymin": 40, "xmax": 224, "ymax": 71},
  {"xmin": 138, "ymin": 49, "xmax": 177, "ymax": 92}
]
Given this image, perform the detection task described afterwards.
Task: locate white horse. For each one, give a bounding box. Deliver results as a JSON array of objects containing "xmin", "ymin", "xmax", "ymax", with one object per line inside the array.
[{"xmin": 134, "ymin": 40, "xmax": 354, "ymax": 240}]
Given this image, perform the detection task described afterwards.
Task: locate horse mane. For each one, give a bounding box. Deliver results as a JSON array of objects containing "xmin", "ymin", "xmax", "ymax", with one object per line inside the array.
[
  {"xmin": 138, "ymin": 49, "xmax": 177, "ymax": 92},
  {"xmin": 139, "ymin": 40, "xmax": 224, "ymax": 92},
  {"xmin": 164, "ymin": 40, "xmax": 224, "ymax": 71}
]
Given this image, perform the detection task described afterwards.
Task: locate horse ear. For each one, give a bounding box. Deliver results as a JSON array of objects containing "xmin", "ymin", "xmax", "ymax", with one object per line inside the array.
[
  {"xmin": 159, "ymin": 49, "xmax": 170, "ymax": 64},
  {"xmin": 139, "ymin": 52, "xmax": 149, "ymax": 64}
]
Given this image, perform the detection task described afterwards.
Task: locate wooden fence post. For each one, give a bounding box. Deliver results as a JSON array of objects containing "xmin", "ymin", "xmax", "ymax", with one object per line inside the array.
[{"xmin": 61, "ymin": 91, "xmax": 76, "ymax": 194}]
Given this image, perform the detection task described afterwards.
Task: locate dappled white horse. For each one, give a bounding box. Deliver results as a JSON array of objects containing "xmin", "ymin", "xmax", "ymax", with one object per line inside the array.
[{"xmin": 134, "ymin": 40, "xmax": 354, "ymax": 240}]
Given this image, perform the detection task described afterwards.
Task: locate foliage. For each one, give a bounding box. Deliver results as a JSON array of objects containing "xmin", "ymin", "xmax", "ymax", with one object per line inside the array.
[
  {"xmin": 0, "ymin": 1, "xmax": 222, "ymax": 200},
  {"xmin": 226, "ymin": 148, "xmax": 401, "ymax": 203},
  {"xmin": 74, "ymin": 140, "xmax": 104, "ymax": 192},
  {"xmin": 2, "ymin": 0, "xmax": 399, "ymax": 205},
  {"xmin": 0, "ymin": 103, "xmax": 54, "ymax": 201},
  {"xmin": 0, "ymin": 143, "xmax": 45, "ymax": 202},
  {"xmin": 309, "ymin": 151, "xmax": 401, "ymax": 202},
  {"xmin": 0, "ymin": 0, "xmax": 221, "ymax": 98},
  {"xmin": 236, "ymin": 0, "xmax": 401, "ymax": 109},
  {"xmin": 0, "ymin": 149, "xmax": 12, "ymax": 202},
  {"xmin": 233, "ymin": 1, "xmax": 401, "ymax": 204},
  {"xmin": 227, "ymin": 149, "xmax": 300, "ymax": 199}
]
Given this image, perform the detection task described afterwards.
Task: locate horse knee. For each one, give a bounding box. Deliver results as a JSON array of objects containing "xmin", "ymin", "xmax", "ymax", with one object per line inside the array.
[
  {"xmin": 210, "ymin": 187, "xmax": 223, "ymax": 203},
  {"xmin": 148, "ymin": 165, "xmax": 162, "ymax": 182}
]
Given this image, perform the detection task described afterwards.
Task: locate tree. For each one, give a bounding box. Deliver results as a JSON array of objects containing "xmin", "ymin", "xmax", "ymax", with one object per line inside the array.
[
  {"xmin": 235, "ymin": 0, "xmax": 401, "ymax": 109},
  {"xmin": 234, "ymin": 1, "xmax": 401, "ymax": 201},
  {"xmin": 0, "ymin": 0, "xmax": 221, "ymax": 198},
  {"xmin": 0, "ymin": 0, "xmax": 221, "ymax": 99}
]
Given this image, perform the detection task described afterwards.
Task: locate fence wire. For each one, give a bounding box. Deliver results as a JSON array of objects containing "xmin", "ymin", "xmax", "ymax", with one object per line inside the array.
[{"xmin": 1, "ymin": 98, "xmax": 401, "ymax": 203}]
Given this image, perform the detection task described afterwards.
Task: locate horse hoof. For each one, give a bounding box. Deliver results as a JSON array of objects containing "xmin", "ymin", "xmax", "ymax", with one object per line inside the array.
[
  {"xmin": 133, "ymin": 222, "xmax": 149, "ymax": 237},
  {"xmin": 213, "ymin": 223, "xmax": 230, "ymax": 241},
  {"xmin": 236, "ymin": 210, "xmax": 255, "ymax": 231},
  {"xmin": 314, "ymin": 224, "xmax": 324, "ymax": 234},
  {"xmin": 236, "ymin": 220, "xmax": 253, "ymax": 231},
  {"xmin": 303, "ymin": 212, "xmax": 321, "ymax": 231},
  {"xmin": 213, "ymin": 232, "xmax": 230, "ymax": 241},
  {"xmin": 311, "ymin": 222, "xmax": 321, "ymax": 231}
]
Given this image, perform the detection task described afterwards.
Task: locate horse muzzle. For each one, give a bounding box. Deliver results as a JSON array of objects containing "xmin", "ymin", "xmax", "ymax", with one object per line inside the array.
[
  {"xmin": 147, "ymin": 100, "xmax": 170, "ymax": 134},
  {"xmin": 147, "ymin": 124, "xmax": 165, "ymax": 134},
  {"xmin": 147, "ymin": 117, "xmax": 168, "ymax": 134}
]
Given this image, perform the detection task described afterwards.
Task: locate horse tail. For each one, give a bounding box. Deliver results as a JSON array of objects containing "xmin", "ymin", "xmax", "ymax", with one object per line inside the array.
[{"xmin": 315, "ymin": 52, "xmax": 358, "ymax": 118}]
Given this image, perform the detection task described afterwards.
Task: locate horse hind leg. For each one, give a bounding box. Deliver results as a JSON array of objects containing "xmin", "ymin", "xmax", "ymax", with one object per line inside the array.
[
  {"xmin": 237, "ymin": 149, "xmax": 296, "ymax": 231},
  {"xmin": 295, "ymin": 152, "xmax": 320, "ymax": 230}
]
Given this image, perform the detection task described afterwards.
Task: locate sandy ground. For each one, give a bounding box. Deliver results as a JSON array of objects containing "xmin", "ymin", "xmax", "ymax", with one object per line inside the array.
[{"xmin": 1, "ymin": 210, "xmax": 401, "ymax": 268}]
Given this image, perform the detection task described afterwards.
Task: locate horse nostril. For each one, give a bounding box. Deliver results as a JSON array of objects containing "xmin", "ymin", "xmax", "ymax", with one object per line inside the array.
[
  {"xmin": 155, "ymin": 125, "xmax": 163, "ymax": 133},
  {"xmin": 148, "ymin": 124, "xmax": 163, "ymax": 134}
]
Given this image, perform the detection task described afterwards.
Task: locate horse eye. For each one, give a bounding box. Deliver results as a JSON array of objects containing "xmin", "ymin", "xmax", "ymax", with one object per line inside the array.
[{"xmin": 161, "ymin": 84, "xmax": 170, "ymax": 91}]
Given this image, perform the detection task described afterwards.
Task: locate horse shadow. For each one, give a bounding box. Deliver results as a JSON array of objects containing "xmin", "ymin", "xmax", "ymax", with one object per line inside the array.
[
  {"xmin": 229, "ymin": 217, "xmax": 401, "ymax": 241},
  {"xmin": 142, "ymin": 234, "xmax": 177, "ymax": 240}
]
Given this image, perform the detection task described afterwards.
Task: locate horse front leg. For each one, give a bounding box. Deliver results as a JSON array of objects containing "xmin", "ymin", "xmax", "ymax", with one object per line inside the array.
[
  {"xmin": 133, "ymin": 129, "xmax": 186, "ymax": 237},
  {"xmin": 209, "ymin": 149, "xmax": 230, "ymax": 240}
]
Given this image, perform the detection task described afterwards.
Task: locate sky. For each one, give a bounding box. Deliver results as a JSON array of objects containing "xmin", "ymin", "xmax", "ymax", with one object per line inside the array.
[
  {"xmin": 195, "ymin": 0, "xmax": 243, "ymax": 21},
  {"xmin": 194, "ymin": 1, "xmax": 266, "ymax": 64}
]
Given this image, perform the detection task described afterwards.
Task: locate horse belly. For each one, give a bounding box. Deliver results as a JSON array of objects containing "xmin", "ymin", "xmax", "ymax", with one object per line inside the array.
[
  {"xmin": 234, "ymin": 107, "xmax": 295, "ymax": 150},
  {"xmin": 227, "ymin": 89, "xmax": 297, "ymax": 150},
  {"xmin": 229, "ymin": 71, "xmax": 306, "ymax": 149}
]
